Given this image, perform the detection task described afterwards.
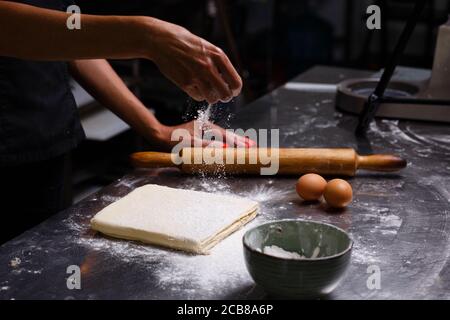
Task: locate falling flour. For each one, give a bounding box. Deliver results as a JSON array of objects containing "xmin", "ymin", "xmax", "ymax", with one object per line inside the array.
[{"xmin": 196, "ymin": 104, "xmax": 213, "ymax": 131}]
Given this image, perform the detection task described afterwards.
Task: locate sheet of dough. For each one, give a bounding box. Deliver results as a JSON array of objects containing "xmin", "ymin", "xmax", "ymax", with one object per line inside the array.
[{"xmin": 90, "ymin": 184, "xmax": 259, "ymax": 254}]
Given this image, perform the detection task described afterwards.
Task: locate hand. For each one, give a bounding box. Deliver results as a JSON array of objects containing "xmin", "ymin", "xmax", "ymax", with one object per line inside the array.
[
  {"xmin": 143, "ymin": 18, "xmax": 242, "ymax": 104},
  {"xmin": 151, "ymin": 120, "xmax": 257, "ymax": 152}
]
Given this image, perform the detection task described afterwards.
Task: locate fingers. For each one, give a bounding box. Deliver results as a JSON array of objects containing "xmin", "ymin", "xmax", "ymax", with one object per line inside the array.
[
  {"xmin": 191, "ymin": 135, "xmax": 226, "ymax": 148},
  {"xmin": 205, "ymin": 58, "xmax": 233, "ymax": 103},
  {"xmin": 184, "ymin": 84, "xmax": 203, "ymax": 102},
  {"xmin": 211, "ymin": 49, "xmax": 242, "ymax": 97},
  {"xmin": 244, "ymin": 136, "xmax": 258, "ymax": 148},
  {"xmin": 193, "ymin": 60, "xmax": 232, "ymax": 104},
  {"xmin": 224, "ymin": 130, "xmax": 247, "ymax": 147},
  {"xmin": 172, "ymin": 120, "xmax": 258, "ymax": 149},
  {"xmin": 208, "ymin": 125, "xmax": 257, "ymax": 148},
  {"xmin": 194, "ymin": 77, "xmax": 220, "ymax": 105},
  {"xmin": 201, "ymin": 139, "xmax": 227, "ymax": 148},
  {"xmin": 193, "ymin": 44, "xmax": 242, "ymax": 104}
]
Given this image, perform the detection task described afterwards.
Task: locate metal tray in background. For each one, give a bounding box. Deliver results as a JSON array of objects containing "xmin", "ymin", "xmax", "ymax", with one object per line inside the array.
[{"xmin": 336, "ymin": 78, "xmax": 450, "ymax": 123}]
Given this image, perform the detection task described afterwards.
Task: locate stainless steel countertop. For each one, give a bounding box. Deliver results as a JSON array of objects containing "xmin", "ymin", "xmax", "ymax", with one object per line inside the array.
[{"xmin": 0, "ymin": 66, "xmax": 449, "ymax": 300}]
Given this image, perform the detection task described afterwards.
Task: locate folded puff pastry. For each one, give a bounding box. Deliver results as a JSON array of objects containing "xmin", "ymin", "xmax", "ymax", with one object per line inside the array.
[{"xmin": 91, "ymin": 184, "xmax": 259, "ymax": 254}]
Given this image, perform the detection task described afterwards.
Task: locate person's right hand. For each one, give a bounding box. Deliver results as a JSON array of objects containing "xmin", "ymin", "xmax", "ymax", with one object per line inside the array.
[{"xmin": 142, "ymin": 18, "xmax": 243, "ymax": 104}]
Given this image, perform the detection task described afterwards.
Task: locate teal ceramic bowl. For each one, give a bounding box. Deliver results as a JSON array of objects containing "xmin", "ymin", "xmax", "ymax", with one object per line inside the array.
[{"xmin": 243, "ymin": 219, "xmax": 353, "ymax": 299}]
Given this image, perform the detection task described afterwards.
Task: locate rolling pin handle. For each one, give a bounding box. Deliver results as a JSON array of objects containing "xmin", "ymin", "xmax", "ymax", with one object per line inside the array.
[
  {"xmin": 130, "ymin": 152, "xmax": 176, "ymax": 168},
  {"xmin": 357, "ymin": 154, "xmax": 407, "ymax": 172}
]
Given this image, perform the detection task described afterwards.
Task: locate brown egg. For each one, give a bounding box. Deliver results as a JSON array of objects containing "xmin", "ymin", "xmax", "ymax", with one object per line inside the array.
[
  {"xmin": 296, "ymin": 173, "xmax": 327, "ymax": 201},
  {"xmin": 324, "ymin": 179, "xmax": 353, "ymax": 208}
]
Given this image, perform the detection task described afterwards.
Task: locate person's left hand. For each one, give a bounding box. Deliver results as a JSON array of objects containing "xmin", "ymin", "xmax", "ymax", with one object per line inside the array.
[{"xmin": 150, "ymin": 120, "xmax": 257, "ymax": 152}]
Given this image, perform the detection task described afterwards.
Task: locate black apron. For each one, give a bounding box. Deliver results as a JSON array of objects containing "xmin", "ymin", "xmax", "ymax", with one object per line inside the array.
[
  {"xmin": 0, "ymin": 0, "xmax": 85, "ymax": 243},
  {"xmin": 0, "ymin": 0, "xmax": 85, "ymax": 166}
]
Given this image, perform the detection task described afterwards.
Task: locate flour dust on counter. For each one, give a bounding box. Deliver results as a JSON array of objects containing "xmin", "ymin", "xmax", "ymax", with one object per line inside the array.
[
  {"xmin": 100, "ymin": 195, "xmax": 122, "ymax": 203},
  {"xmin": 369, "ymin": 119, "xmax": 450, "ymax": 161},
  {"xmin": 0, "ymin": 285, "xmax": 10, "ymax": 292},
  {"xmin": 181, "ymin": 177, "xmax": 293, "ymax": 220},
  {"xmin": 112, "ymin": 175, "xmax": 148, "ymax": 189},
  {"xmin": 350, "ymin": 237, "xmax": 381, "ymax": 265},
  {"xmin": 65, "ymin": 206, "xmax": 268, "ymax": 299},
  {"xmin": 1, "ymin": 239, "xmax": 46, "ymax": 291}
]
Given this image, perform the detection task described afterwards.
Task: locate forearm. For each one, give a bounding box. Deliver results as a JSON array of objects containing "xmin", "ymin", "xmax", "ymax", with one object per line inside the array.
[
  {"xmin": 0, "ymin": 1, "xmax": 242, "ymax": 104},
  {"xmin": 0, "ymin": 1, "xmax": 151, "ymax": 60},
  {"xmin": 69, "ymin": 59, "xmax": 163, "ymax": 142}
]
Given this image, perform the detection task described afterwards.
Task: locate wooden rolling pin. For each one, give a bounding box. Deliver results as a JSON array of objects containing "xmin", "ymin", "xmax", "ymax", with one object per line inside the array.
[{"xmin": 130, "ymin": 148, "xmax": 407, "ymax": 176}]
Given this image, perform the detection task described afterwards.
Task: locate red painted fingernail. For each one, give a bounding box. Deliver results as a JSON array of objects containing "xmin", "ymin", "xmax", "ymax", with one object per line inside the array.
[{"xmin": 222, "ymin": 143, "xmax": 228, "ymax": 148}]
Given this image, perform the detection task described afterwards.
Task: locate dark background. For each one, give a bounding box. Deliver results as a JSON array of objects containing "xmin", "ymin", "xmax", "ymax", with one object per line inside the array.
[{"xmin": 70, "ymin": 0, "xmax": 450, "ymax": 202}]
